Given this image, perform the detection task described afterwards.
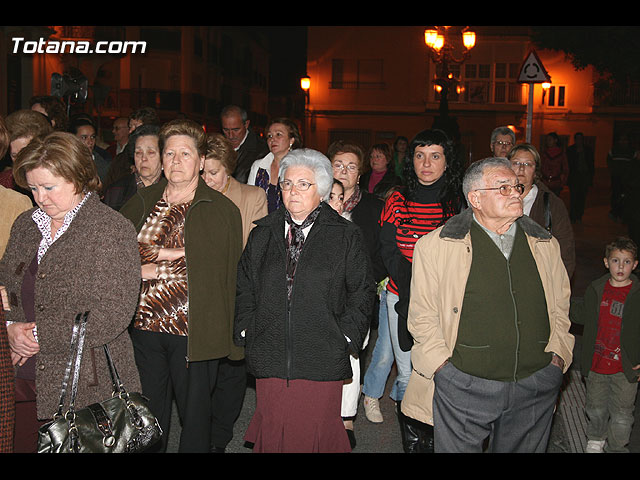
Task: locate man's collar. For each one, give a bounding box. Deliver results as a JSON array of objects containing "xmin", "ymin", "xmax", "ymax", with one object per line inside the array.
[
  {"xmin": 440, "ymin": 207, "xmax": 551, "ymax": 241},
  {"xmin": 235, "ymin": 129, "xmax": 250, "ymax": 151}
]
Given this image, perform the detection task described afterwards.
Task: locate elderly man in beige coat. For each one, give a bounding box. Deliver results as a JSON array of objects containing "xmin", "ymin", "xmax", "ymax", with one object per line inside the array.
[{"xmin": 401, "ymin": 157, "xmax": 574, "ymax": 453}]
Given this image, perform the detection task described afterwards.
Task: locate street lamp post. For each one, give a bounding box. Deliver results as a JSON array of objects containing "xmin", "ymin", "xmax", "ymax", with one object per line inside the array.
[
  {"xmin": 300, "ymin": 75, "xmax": 311, "ymax": 101},
  {"xmin": 300, "ymin": 75, "xmax": 310, "ymax": 142},
  {"xmin": 424, "ymin": 26, "xmax": 476, "ymax": 139}
]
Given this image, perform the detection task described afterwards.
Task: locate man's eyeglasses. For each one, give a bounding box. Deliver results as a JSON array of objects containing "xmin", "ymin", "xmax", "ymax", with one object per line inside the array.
[
  {"xmin": 279, "ymin": 180, "xmax": 315, "ymax": 191},
  {"xmin": 494, "ymin": 141, "xmax": 513, "ymax": 147},
  {"xmin": 474, "ymin": 183, "xmax": 525, "ymax": 196}
]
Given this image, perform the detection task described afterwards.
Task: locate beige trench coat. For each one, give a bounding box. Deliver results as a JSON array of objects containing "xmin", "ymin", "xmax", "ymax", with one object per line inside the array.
[{"xmin": 401, "ymin": 209, "xmax": 574, "ymax": 426}]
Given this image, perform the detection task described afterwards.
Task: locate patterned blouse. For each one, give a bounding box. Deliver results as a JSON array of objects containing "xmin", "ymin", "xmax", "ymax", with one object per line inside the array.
[
  {"xmin": 33, "ymin": 192, "xmax": 91, "ymax": 264},
  {"xmin": 255, "ymin": 167, "xmax": 282, "ymax": 213},
  {"xmin": 132, "ymin": 198, "xmax": 191, "ymax": 336}
]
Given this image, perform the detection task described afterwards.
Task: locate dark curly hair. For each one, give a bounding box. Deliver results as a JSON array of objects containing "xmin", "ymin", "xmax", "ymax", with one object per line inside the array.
[{"xmin": 402, "ymin": 128, "xmax": 465, "ymax": 220}]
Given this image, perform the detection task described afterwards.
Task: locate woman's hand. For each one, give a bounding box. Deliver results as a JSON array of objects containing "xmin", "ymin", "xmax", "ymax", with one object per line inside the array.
[
  {"xmin": 141, "ymin": 263, "xmax": 158, "ymax": 280},
  {"xmin": 141, "ymin": 248, "xmax": 185, "ymax": 279},
  {"xmin": 11, "ymin": 351, "xmax": 23, "ymax": 366},
  {"xmin": 157, "ymin": 247, "xmax": 185, "ymax": 262},
  {"xmin": 7, "ymin": 322, "xmax": 39, "ymax": 365}
]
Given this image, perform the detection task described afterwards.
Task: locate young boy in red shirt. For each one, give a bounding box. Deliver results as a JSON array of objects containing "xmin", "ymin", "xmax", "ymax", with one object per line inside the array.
[{"xmin": 571, "ymin": 236, "xmax": 640, "ymax": 452}]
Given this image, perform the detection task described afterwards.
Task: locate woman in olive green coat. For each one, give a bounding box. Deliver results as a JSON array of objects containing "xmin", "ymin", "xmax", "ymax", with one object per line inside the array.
[{"xmin": 120, "ymin": 119, "xmax": 243, "ymax": 452}]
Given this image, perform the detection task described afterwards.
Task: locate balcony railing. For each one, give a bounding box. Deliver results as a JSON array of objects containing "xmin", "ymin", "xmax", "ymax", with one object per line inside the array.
[{"xmin": 594, "ymin": 81, "xmax": 640, "ymax": 107}]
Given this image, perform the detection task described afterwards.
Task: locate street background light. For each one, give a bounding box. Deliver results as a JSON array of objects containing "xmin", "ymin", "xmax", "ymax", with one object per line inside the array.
[
  {"xmin": 300, "ymin": 75, "xmax": 311, "ymax": 94},
  {"xmin": 300, "ymin": 75, "xmax": 311, "ymax": 141},
  {"xmin": 424, "ymin": 26, "xmax": 476, "ymax": 139}
]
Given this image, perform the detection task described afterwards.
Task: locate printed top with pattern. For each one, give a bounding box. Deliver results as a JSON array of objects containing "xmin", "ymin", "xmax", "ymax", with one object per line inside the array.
[
  {"xmin": 132, "ymin": 198, "xmax": 191, "ymax": 336},
  {"xmin": 592, "ymin": 280, "xmax": 633, "ymax": 374}
]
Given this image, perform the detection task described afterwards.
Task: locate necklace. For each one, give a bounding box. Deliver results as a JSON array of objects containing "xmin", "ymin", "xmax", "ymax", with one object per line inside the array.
[{"xmin": 220, "ymin": 176, "xmax": 231, "ymax": 195}]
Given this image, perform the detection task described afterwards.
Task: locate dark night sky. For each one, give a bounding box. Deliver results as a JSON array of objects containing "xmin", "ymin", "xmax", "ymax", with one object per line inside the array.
[{"xmin": 259, "ymin": 26, "xmax": 308, "ymax": 96}]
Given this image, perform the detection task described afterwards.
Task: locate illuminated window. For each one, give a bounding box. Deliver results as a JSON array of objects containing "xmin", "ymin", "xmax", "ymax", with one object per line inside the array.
[
  {"xmin": 463, "ymin": 63, "xmax": 490, "ymax": 103},
  {"xmin": 546, "ymin": 85, "xmax": 566, "ymax": 107},
  {"xmin": 494, "ymin": 63, "xmax": 522, "ymax": 104},
  {"xmin": 433, "ymin": 61, "xmax": 524, "ymax": 105}
]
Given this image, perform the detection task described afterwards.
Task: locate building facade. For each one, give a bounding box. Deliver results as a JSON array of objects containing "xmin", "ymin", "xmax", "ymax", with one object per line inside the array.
[
  {"xmin": 304, "ymin": 26, "xmax": 640, "ymax": 168},
  {"xmin": 1, "ymin": 26, "xmax": 271, "ymax": 143}
]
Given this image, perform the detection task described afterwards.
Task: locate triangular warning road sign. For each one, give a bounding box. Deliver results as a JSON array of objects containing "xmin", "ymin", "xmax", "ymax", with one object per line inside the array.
[{"xmin": 518, "ymin": 50, "xmax": 551, "ymax": 83}]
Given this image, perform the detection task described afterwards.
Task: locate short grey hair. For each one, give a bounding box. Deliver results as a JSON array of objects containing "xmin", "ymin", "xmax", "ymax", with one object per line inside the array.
[
  {"xmin": 279, "ymin": 148, "xmax": 333, "ymax": 200},
  {"xmin": 220, "ymin": 105, "xmax": 248, "ymax": 122},
  {"xmin": 490, "ymin": 126, "xmax": 516, "ymax": 145},
  {"xmin": 462, "ymin": 157, "xmax": 513, "ymax": 197}
]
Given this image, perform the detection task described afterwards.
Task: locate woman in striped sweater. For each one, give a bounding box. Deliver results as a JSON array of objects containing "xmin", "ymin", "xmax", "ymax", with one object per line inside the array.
[{"xmin": 362, "ymin": 129, "xmax": 465, "ymax": 452}]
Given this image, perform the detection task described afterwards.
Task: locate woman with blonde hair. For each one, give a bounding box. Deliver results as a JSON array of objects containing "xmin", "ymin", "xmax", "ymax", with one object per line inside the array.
[
  {"xmin": 0, "ymin": 131, "xmax": 141, "ymax": 452},
  {"xmin": 203, "ymin": 133, "xmax": 267, "ymax": 247}
]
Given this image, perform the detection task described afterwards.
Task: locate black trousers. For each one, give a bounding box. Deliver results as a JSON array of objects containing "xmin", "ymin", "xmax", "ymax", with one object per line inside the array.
[
  {"xmin": 569, "ymin": 183, "xmax": 589, "ymax": 222},
  {"xmin": 130, "ymin": 328, "xmax": 219, "ymax": 453},
  {"xmin": 211, "ymin": 358, "xmax": 247, "ymax": 449}
]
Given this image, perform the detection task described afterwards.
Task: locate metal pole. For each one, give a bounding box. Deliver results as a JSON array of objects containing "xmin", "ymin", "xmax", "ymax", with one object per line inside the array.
[{"xmin": 526, "ymin": 83, "xmax": 533, "ymax": 143}]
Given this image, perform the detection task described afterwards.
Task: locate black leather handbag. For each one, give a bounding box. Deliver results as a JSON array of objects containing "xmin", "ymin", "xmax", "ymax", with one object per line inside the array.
[{"xmin": 38, "ymin": 312, "xmax": 162, "ymax": 453}]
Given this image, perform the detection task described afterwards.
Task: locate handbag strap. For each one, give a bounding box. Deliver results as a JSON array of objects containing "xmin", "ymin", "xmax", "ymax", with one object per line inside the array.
[
  {"xmin": 543, "ymin": 191, "xmax": 553, "ymax": 233},
  {"xmin": 103, "ymin": 343, "xmax": 125, "ymax": 396},
  {"xmin": 102, "ymin": 343, "xmax": 145, "ymax": 429},
  {"xmin": 54, "ymin": 311, "xmax": 89, "ymax": 419}
]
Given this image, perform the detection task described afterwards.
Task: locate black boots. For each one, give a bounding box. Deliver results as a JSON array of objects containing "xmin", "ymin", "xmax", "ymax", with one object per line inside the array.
[{"xmin": 396, "ymin": 402, "xmax": 434, "ymax": 453}]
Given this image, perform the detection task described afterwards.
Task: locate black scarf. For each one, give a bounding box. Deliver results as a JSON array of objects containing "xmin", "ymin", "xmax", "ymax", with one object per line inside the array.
[{"xmin": 284, "ymin": 204, "xmax": 322, "ymax": 300}]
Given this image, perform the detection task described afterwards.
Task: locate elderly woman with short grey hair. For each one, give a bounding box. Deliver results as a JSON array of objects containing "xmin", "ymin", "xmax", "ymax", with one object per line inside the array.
[{"xmin": 234, "ymin": 148, "xmax": 375, "ymax": 452}]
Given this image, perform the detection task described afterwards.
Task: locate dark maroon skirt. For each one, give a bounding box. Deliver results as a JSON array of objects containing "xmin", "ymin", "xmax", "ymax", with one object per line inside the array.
[{"xmin": 245, "ymin": 378, "xmax": 351, "ymax": 453}]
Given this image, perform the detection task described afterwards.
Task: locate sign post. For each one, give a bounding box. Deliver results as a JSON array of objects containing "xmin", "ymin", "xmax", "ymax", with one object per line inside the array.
[{"xmin": 517, "ymin": 50, "xmax": 551, "ymax": 143}]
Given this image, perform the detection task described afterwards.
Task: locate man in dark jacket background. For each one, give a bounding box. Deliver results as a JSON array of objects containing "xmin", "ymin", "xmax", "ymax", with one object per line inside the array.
[{"xmin": 220, "ymin": 105, "xmax": 269, "ymax": 184}]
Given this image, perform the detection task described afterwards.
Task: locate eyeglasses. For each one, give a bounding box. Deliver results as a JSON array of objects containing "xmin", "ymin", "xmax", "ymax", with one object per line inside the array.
[
  {"xmin": 333, "ymin": 163, "xmax": 359, "ymax": 173},
  {"xmin": 279, "ymin": 180, "xmax": 315, "ymax": 191},
  {"xmin": 474, "ymin": 183, "xmax": 525, "ymax": 196},
  {"xmin": 511, "ymin": 161, "xmax": 535, "ymax": 169},
  {"xmin": 494, "ymin": 140, "xmax": 513, "ymax": 147}
]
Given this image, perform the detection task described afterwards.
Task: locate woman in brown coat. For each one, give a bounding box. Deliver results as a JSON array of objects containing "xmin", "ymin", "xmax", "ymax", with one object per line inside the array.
[
  {"xmin": 0, "ymin": 131, "xmax": 142, "ymax": 453},
  {"xmin": 508, "ymin": 143, "xmax": 576, "ymax": 278}
]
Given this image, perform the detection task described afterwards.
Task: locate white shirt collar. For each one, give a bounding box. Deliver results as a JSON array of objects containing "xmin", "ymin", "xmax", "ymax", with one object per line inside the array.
[
  {"xmin": 234, "ymin": 129, "xmax": 250, "ymax": 151},
  {"xmin": 32, "ymin": 192, "xmax": 91, "ymax": 263}
]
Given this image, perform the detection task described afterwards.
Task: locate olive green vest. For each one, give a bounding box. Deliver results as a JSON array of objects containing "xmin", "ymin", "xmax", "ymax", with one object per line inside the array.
[{"xmin": 451, "ymin": 222, "xmax": 552, "ymax": 382}]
